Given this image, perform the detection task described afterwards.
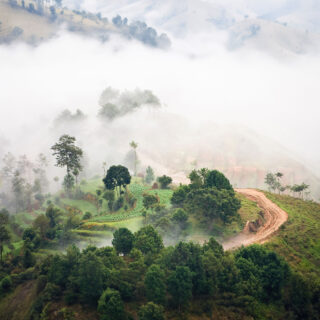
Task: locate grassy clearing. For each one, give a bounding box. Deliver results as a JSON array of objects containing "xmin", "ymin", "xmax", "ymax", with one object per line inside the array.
[
  {"xmin": 79, "ymin": 178, "xmax": 103, "ymax": 194},
  {"xmin": 61, "ymin": 198, "xmax": 99, "ymax": 216},
  {"xmin": 263, "ymin": 192, "xmax": 320, "ymax": 277},
  {"xmin": 237, "ymin": 193, "xmax": 261, "ymax": 222}
]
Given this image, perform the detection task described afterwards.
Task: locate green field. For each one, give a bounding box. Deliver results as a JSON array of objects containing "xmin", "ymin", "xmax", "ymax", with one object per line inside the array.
[{"xmin": 264, "ymin": 192, "xmax": 320, "ymax": 277}]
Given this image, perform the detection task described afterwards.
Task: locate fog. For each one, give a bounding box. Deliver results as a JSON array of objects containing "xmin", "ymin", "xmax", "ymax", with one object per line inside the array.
[{"xmin": 0, "ymin": 0, "xmax": 320, "ymax": 195}]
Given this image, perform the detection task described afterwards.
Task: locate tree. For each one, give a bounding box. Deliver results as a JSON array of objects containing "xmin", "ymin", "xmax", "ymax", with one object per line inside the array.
[
  {"xmin": 0, "ymin": 225, "xmax": 10, "ymax": 262},
  {"xmin": 103, "ymin": 165, "xmax": 131, "ymax": 196},
  {"xmin": 145, "ymin": 264, "xmax": 166, "ymax": 305},
  {"xmin": 172, "ymin": 208, "xmax": 188, "ymax": 229},
  {"xmin": 134, "ymin": 226, "xmax": 163, "ymax": 255},
  {"xmin": 11, "ymin": 170, "xmax": 26, "ymax": 212},
  {"xmin": 291, "ymin": 183, "xmax": 309, "ymax": 199},
  {"xmin": 0, "ymin": 209, "xmax": 9, "ymax": 225},
  {"xmin": 45, "ymin": 205, "xmax": 61, "ymax": 228},
  {"xmin": 168, "ymin": 266, "xmax": 193, "ymax": 311},
  {"xmin": 157, "ymin": 175, "xmax": 172, "ymax": 189},
  {"xmin": 102, "ymin": 161, "xmax": 107, "ymax": 175},
  {"xmin": 129, "ymin": 141, "xmax": 138, "ymax": 176},
  {"xmin": 143, "ymin": 194, "xmax": 159, "ymax": 212},
  {"xmin": 138, "ymin": 302, "xmax": 164, "ymax": 320},
  {"xmin": 112, "ymin": 228, "xmax": 134, "ymax": 255},
  {"xmin": 78, "ymin": 251, "xmax": 104, "ymax": 305},
  {"xmin": 22, "ymin": 248, "xmax": 35, "ymax": 268},
  {"xmin": 145, "ymin": 166, "xmax": 155, "ymax": 184},
  {"xmin": 51, "ymin": 135, "xmax": 83, "ymax": 192},
  {"xmin": 33, "ymin": 214, "xmax": 50, "ymax": 240},
  {"xmin": 171, "ymin": 185, "xmax": 190, "ymax": 207},
  {"xmin": 185, "ymin": 188, "xmax": 240, "ymax": 223},
  {"xmin": 188, "ymin": 168, "xmax": 208, "ymax": 188},
  {"xmin": 205, "ymin": 170, "xmax": 233, "ymax": 190},
  {"xmin": 98, "ymin": 288, "xmax": 126, "ymax": 320},
  {"xmin": 33, "ymin": 153, "xmax": 49, "ymax": 194},
  {"xmin": 264, "ymin": 173, "xmax": 279, "ymax": 192},
  {"xmin": 235, "ymin": 245, "xmax": 289, "ymax": 301}
]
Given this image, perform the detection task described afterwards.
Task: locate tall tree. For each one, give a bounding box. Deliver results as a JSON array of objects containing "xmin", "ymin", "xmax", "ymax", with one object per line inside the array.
[
  {"xmin": 78, "ymin": 251, "xmax": 104, "ymax": 305},
  {"xmin": 145, "ymin": 264, "xmax": 166, "ymax": 305},
  {"xmin": 11, "ymin": 170, "xmax": 26, "ymax": 212},
  {"xmin": 51, "ymin": 135, "xmax": 83, "ymax": 192},
  {"xmin": 145, "ymin": 166, "xmax": 155, "ymax": 184},
  {"xmin": 0, "ymin": 224, "xmax": 10, "ymax": 263},
  {"xmin": 129, "ymin": 141, "xmax": 138, "ymax": 176},
  {"xmin": 103, "ymin": 165, "xmax": 131, "ymax": 196},
  {"xmin": 168, "ymin": 266, "xmax": 193, "ymax": 311},
  {"xmin": 134, "ymin": 226, "xmax": 163, "ymax": 255},
  {"xmin": 98, "ymin": 288, "xmax": 126, "ymax": 320},
  {"xmin": 112, "ymin": 228, "xmax": 134, "ymax": 255}
]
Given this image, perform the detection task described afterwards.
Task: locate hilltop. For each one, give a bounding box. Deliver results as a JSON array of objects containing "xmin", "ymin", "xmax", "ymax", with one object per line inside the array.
[{"xmin": 0, "ymin": 0, "xmax": 170, "ymax": 47}]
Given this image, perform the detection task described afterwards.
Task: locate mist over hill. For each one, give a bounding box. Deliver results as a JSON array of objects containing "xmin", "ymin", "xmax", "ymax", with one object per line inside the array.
[{"xmin": 0, "ymin": 0, "xmax": 320, "ymax": 198}]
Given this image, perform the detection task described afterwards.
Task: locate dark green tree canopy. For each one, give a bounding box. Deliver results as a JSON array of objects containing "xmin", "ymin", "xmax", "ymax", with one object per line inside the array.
[
  {"xmin": 134, "ymin": 225, "xmax": 164, "ymax": 255},
  {"xmin": 189, "ymin": 169, "xmax": 233, "ymax": 190},
  {"xmin": 112, "ymin": 228, "xmax": 134, "ymax": 255},
  {"xmin": 168, "ymin": 266, "xmax": 193, "ymax": 309},
  {"xmin": 138, "ymin": 302, "xmax": 165, "ymax": 320},
  {"xmin": 143, "ymin": 194, "xmax": 159, "ymax": 211},
  {"xmin": 98, "ymin": 288, "xmax": 126, "ymax": 320},
  {"xmin": 103, "ymin": 165, "xmax": 131, "ymax": 191},
  {"xmin": 186, "ymin": 188, "xmax": 240, "ymax": 223},
  {"xmin": 145, "ymin": 264, "xmax": 166, "ymax": 305},
  {"xmin": 157, "ymin": 175, "xmax": 172, "ymax": 189}
]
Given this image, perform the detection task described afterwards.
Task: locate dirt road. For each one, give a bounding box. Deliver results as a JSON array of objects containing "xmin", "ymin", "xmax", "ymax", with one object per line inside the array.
[{"xmin": 222, "ymin": 189, "xmax": 288, "ymax": 250}]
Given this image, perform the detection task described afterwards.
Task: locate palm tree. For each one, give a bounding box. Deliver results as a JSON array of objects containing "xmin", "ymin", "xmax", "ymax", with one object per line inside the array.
[{"xmin": 129, "ymin": 141, "xmax": 138, "ymax": 176}]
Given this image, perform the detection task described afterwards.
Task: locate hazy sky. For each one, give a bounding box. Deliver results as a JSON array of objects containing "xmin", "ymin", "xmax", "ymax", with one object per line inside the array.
[{"xmin": 0, "ymin": 0, "xmax": 320, "ymax": 174}]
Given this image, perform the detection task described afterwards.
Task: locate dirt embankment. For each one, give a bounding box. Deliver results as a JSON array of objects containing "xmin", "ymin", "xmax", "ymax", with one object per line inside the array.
[{"xmin": 222, "ymin": 189, "xmax": 288, "ymax": 250}]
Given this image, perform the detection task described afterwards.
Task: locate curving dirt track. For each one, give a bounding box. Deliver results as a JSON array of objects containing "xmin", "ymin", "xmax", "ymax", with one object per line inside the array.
[{"xmin": 222, "ymin": 189, "xmax": 288, "ymax": 250}]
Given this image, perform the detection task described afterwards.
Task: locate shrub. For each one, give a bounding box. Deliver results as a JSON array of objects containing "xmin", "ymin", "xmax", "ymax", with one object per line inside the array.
[
  {"xmin": 0, "ymin": 276, "xmax": 12, "ymax": 293},
  {"xmin": 82, "ymin": 212, "xmax": 92, "ymax": 220}
]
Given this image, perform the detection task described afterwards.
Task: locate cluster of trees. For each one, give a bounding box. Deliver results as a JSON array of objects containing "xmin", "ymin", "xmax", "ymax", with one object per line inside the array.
[
  {"xmin": 1, "ymin": 225, "xmax": 318, "ymax": 319},
  {"xmin": 265, "ymin": 172, "xmax": 310, "ymax": 198},
  {"xmin": 23, "ymin": 204, "xmax": 80, "ymax": 251},
  {"xmin": 0, "ymin": 152, "xmax": 49, "ymax": 212},
  {"xmin": 171, "ymin": 169, "xmax": 240, "ymax": 226},
  {"xmin": 8, "ymin": 0, "xmax": 63, "ymax": 19}
]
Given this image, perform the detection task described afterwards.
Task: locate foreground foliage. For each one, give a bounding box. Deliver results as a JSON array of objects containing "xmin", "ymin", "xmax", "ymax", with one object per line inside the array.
[{"xmin": 0, "ymin": 223, "xmax": 318, "ymax": 320}]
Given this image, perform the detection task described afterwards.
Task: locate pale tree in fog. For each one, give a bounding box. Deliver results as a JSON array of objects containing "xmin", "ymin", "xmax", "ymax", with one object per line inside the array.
[
  {"xmin": 33, "ymin": 153, "xmax": 49, "ymax": 194},
  {"xmin": 129, "ymin": 141, "xmax": 138, "ymax": 176},
  {"xmin": 51, "ymin": 135, "xmax": 83, "ymax": 192}
]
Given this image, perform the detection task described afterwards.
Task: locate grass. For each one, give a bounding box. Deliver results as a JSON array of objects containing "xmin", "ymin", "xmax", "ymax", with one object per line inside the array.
[
  {"xmin": 79, "ymin": 178, "xmax": 103, "ymax": 194},
  {"xmin": 237, "ymin": 193, "xmax": 261, "ymax": 222},
  {"xmin": 61, "ymin": 198, "xmax": 99, "ymax": 216},
  {"xmin": 263, "ymin": 192, "xmax": 320, "ymax": 277}
]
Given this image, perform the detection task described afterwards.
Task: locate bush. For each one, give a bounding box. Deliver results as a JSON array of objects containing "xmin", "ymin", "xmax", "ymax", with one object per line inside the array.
[
  {"xmin": 157, "ymin": 176, "xmax": 172, "ymax": 189},
  {"xmin": 82, "ymin": 212, "xmax": 92, "ymax": 220},
  {"xmin": 0, "ymin": 276, "xmax": 12, "ymax": 293},
  {"xmin": 113, "ymin": 196, "xmax": 124, "ymax": 211}
]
